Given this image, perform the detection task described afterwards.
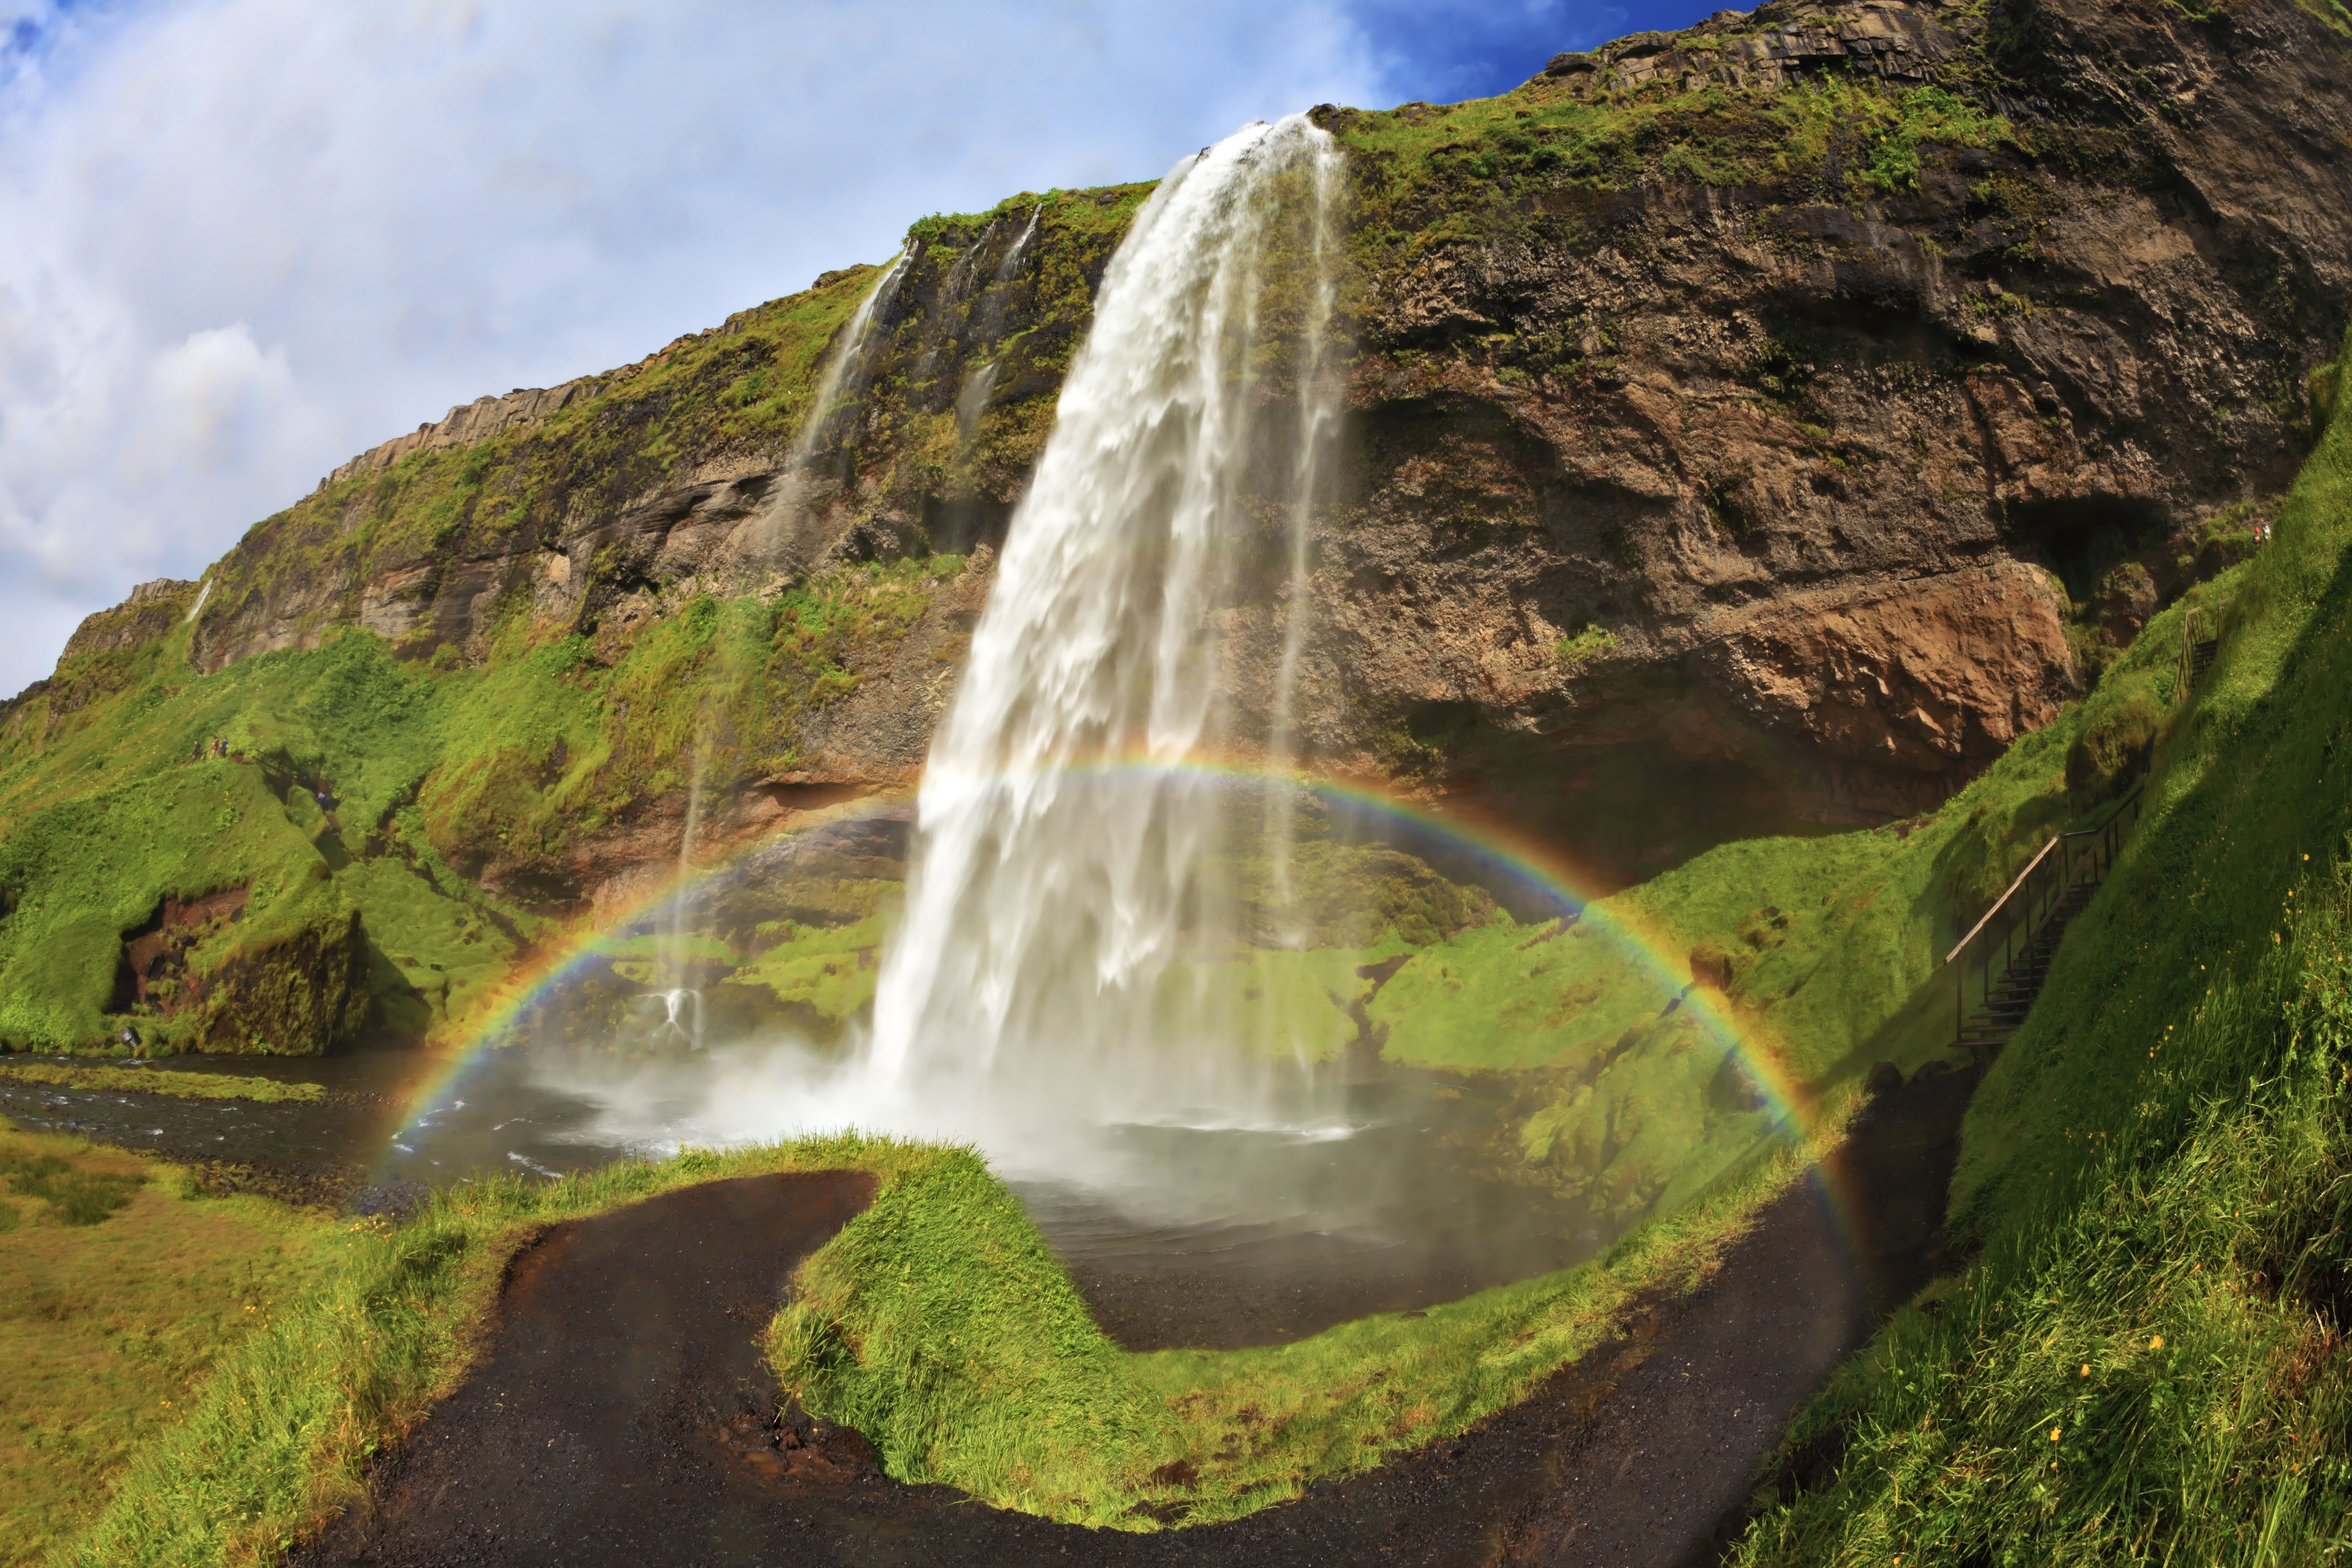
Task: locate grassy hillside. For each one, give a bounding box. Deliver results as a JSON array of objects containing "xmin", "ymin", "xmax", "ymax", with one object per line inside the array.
[
  {"xmin": 0, "ymin": 556, "xmax": 982, "ymax": 1054},
  {"xmin": 1732, "ymin": 334, "xmax": 2352, "ymax": 1563},
  {"xmin": 0, "ymin": 1121, "xmax": 340, "ymax": 1567}
]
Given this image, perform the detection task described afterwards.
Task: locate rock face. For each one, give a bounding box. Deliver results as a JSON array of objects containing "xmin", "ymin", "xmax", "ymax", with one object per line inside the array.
[
  {"xmin": 2, "ymin": 0, "xmax": 2347, "ymax": 1054},
  {"xmin": 318, "ymin": 383, "xmax": 610, "ymax": 492},
  {"xmin": 62, "ymin": 0, "xmax": 2352, "ymax": 881},
  {"xmin": 115, "ymin": 887, "xmax": 369, "ymax": 1054},
  {"xmin": 1295, "ymin": 0, "xmax": 2352, "ymax": 841}
]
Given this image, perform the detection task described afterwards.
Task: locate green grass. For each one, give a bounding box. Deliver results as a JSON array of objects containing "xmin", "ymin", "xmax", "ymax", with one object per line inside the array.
[
  {"xmin": 724, "ymin": 912, "xmax": 891, "ymax": 1022},
  {"xmin": 1353, "ymin": 700, "xmax": 2148, "ymax": 1226},
  {"xmin": 52, "ymin": 1135, "xmax": 928, "ymax": 1568},
  {"xmin": 0, "ymin": 559, "xmax": 976, "ymax": 1054},
  {"xmin": 766, "ymin": 1086, "xmax": 1877, "ymax": 1530},
  {"xmin": 1554, "ymin": 623, "xmax": 1621, "ymax": 668},
  {"xmin": 1, "ymin": 1144, "xmax": 142, "ymax": 1227},
  {"xmin": 777, "ymin": 1124, "xmax": 1839, "ymax": 1529},
  {"xmin": 54, "ymin": 1112, "xmax": 1849, "ymax": 1561},
  {"xmin": 0, "ymin": 1122, "xmax": 338, "ymax": 1568},
  {"xmin": 0, "ymin": 1061, "xmax": 323, "ymax": 1104},
  {"xmin": 1730, "ymin": 332, "xmax": 2352, "ymax": 1563}
]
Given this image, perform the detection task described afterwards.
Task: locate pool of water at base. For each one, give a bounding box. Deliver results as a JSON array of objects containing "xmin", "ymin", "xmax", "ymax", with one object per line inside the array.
[{"xmin": 0, "ymin": 1046, "xmax": 1599, "ymax": 1350}]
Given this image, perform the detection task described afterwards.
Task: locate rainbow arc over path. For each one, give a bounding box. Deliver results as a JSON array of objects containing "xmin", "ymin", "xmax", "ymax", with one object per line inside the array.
[{"xmin": 381, "ymin": 758, "xmax": 1854, "ymax": 1244}]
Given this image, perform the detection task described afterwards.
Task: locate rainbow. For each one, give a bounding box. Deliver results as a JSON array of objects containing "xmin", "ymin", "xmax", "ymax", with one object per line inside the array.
[
  {"xmin": 379, "ymin": 789, "xmax": 912, "ymax": 1152},
  {"xmin": 383, "ymin": 758, "xmax": 1849, "ymax": 1230}
]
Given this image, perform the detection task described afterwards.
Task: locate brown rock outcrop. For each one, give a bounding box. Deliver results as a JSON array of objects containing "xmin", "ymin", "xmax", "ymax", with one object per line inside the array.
[{"xmin": 96, "ymin": 0, "xmax": 2349, "ymax": 882}]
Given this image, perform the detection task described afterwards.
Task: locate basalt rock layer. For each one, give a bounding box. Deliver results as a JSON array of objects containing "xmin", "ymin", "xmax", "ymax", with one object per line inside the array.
[
  {"xmin": 189, "ymin": 0, "xmax": 2349, "ymax": 835},
  {"xmin": 0, "ymin": 0, "xmax": 2347, "ymax": 1050}
]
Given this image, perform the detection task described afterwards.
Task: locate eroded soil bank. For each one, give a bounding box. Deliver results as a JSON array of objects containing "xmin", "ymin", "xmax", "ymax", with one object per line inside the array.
[{"xmin": 293, "ymin": 1068, "xmax": 1971, "ymax": 1568}]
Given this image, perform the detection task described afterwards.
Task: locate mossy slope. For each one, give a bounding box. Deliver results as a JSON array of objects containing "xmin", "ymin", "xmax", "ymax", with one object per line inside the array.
[
  {"xmin": 1732, "ymin": 333, "xmax": 2352, "ymax": 1562},
  {"xmin": 0, "ymin": 557, "xmax": 980, "ymax": 1053}
]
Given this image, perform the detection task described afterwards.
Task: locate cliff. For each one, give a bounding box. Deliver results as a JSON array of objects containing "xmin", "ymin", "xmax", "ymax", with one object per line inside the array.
[{"xmin": 0, "ymin": 0, "xmax": 2346, "ymax": 1052}]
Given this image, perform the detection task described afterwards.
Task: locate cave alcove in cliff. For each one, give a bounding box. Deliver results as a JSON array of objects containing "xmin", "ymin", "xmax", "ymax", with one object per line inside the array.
[{"xmin": 2006, "ymin": 493, "xmax": 2170, "ymax": 606}]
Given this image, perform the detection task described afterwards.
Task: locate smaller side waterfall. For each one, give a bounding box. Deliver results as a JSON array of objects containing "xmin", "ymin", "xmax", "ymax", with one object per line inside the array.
[
  {"xmin": 789, "ymin": 241, "xmax": 916, "ymax": 477},
  {"xmin": 956, "ymin": 206, "xmax": 1042, "ymax": 439},
  {"xmin": 650, "ymin": 768, "xmax": 708, "ymax": 1049},
  {"xmin": 735, "ymin": 243, "xmax": 917, "ymax": 575}
]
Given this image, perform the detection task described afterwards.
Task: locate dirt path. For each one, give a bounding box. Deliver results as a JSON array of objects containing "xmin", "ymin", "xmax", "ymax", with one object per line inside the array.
[{"xmin": 296, "ymin": 1070, "xmax": 1971, "ymax": 1568}]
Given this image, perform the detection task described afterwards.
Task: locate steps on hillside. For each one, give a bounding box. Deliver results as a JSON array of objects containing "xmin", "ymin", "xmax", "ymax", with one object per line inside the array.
[
  {"xmin": 1951, "ymin": 815, "xmax": 2132, "ymax": 1055},
  {"xmin": 1948, "ymin": 777, "xmax": 2145, "ymax": 1056}
]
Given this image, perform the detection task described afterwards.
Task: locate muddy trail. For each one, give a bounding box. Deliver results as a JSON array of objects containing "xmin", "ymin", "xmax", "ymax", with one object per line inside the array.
[{"xmin": 294, "ymin": 1068, "xmax": 1973, "ymax": 1568}]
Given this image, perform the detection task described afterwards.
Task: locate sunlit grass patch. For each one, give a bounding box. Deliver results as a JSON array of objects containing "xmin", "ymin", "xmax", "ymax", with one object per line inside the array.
[
  {"xmin": 0, "ymin": 1145, "xmax": 141, "ymax": 1226},
  {"xmin": 0, "ymin": 1121, "xmax": 338, "ymax": 1568},
  {"xmin": 724, "ymin": 912, "xmax": 891, "ymax": 1023},
  {"xmin": 51, "ymin": 1134, "xmax": 915, "ymax": 1568},
  {"xmin": 1737, "ymin": 861, "xmax": 2352, "ymax": 1564},
  {"xmin": 769, "ymin": 1111, "xmax": 1855, "ymax": 1531},
  {"xmin": 0, "ymin": 1060, "xmax": 323, "ymax": 1104},
  {"xmin": 1733, "ymin": 331, "xmax": 2352, "ymax": 1563}
]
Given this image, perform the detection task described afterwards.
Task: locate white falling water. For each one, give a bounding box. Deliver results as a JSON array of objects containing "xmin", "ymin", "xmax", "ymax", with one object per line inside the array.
[
  {"xmin": 869, "ymin": 115, "xmax": 1345, "ymax": 1126},
  {"xmin": 658, "ymin": 245, "xmax": 918, "ymax": 1024},
  {"xmin": 652, "ymin": 770, "xmax": 707, "ymax": 1047},
  {"xmin": 789, "ymin": 240, "xmax": 916, "ymax": 476},
  {"xmin": 955, "ymin": 207, "xmax": 1043, "ymax": 438},
  {"xmin": 734, "ymin": 242, "xmax": 918, "ymax": 577}
]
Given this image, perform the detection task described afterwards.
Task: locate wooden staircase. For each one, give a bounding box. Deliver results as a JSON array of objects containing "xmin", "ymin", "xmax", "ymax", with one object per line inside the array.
[{"xmin": 1948, "ymin": 780, "xmax": 2144, "ymax": 1056}]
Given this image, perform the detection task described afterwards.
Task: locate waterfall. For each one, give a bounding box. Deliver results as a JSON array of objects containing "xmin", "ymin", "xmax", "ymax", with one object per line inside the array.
[
  {"xmin": 653, "ymin": 767, "xmax": 707, "ymax": 1048},
  {"xmin": 955, "ymin": 206, "xmax": 1043, "ymax": 439},
  {"xmin": 954, "ymin": 361, "xmax": 999, "ymax": 440},
  {"xmin": 869, "ymin": 115, "xmax": 1345, "ymax": 1122},
  {"xmin": 735, "ymin": 242, "xmax": 917, "ymax": 576},
  {"xmin": 789, "ymin": 241, "xmax": 916, "ymax": 477}
]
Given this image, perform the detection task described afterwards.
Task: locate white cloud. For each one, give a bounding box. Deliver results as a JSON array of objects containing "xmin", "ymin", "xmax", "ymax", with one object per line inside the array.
[
  {"xmin": 0, "ymin": 0, "xmax": 1413, "ymax": 695},
  {"xmin": 142, "ymin": 325, "xmax": 303, "ymax": 476}
]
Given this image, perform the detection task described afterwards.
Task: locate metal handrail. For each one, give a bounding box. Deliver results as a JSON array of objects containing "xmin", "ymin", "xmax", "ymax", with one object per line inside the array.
[
  {"xmin": 2061, "ymin": 779, "xmax": 2146, "ymax": 840},
  {"xmin": 1946, "ymin": 835, "xmax": 2060, "ymax": 965},
  {"xmin": 1945, "ymin": 776, "xmax": 2146, "ymax": 1045},
  {"xmin": 2057, "ymin": 777, "xmax": 2146, "ymax": 880}
]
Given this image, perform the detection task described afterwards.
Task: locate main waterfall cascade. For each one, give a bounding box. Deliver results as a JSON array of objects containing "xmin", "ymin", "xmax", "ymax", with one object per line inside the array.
[
  {"xmin": 536, "ymin": 116, "xmax": 1383, "ymax": 1201},
  {"xmin": 870, "ymin": 114, "xmax": 1346, "ymax": 1124},
  {"xmin": 362, "ymin": 113, "xmax": 1596, "ymax": 1313}
]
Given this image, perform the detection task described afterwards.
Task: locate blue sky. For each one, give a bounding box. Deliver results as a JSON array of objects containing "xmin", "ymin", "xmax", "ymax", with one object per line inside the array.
[
  {"xmin": 0, "ymin": 0, "xmax": 1718, "ymax": 696},
  {"xmin": 1350, "ymin": 0, "xmax": 1717, "ymax": 101}
]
